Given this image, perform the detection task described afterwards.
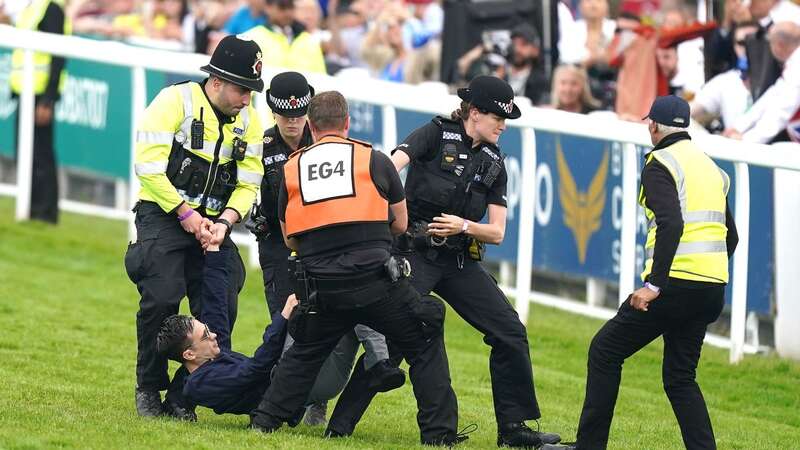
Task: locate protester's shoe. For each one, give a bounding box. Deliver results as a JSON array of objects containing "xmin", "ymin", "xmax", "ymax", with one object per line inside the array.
[
  {"xmin": 250, "ymin": 413, "xmax": 283, "ymax": 433},
  {"xmin": 135, "ymin": 387, "xmax": 163, "ymax": 417},
  {"xmin": 497, "ymin": 422, "xmax": 561, "ymax": 448},
  {"xmin": 541, "ymin": 444, "xmax": 577, "ymax": 450},
  {"xmin": 367, "ymin": 360, "xmax": 407, "ymax": 392},
  {"xmin": 323, "ymin": 428, "xmax": 350, "ymax": 438},
  {"xmin": 162, "ymin": 399, "xmax": 197, "ymax": 422},
  {"xmin": 304, "ymin": 401, "xmax": 328, "ymax": 426},
  {"xmin": 422, "ymin": 424, "xmax": 477, "ymax": 447}
]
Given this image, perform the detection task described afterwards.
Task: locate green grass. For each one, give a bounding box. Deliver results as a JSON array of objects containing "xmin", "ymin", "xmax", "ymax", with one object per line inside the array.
[{"xmin": 0, "ymin": 196, "xmax": 798, "ymax": 450}]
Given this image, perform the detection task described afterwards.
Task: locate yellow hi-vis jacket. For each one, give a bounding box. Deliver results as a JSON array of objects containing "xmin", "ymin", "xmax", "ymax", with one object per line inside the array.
[
  {"xmin": 639, "ymin": 139, "xmax": 731, "ymax": 284},
  {"xmin": 242, "ymin": 25, "xmax": 326, "ymax": 74},
  {"xmin": 10, "ymin": 0, "xmax": 71, "ymax": 95},
  {"xmin": 134, "ymin": 81, "xmax": 264, "ymax": 218}
]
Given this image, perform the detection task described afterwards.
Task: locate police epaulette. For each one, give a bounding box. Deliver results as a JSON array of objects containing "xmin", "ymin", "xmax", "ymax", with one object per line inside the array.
[
  {"xmin": 432, "ymin": 115, "xmax": 458, "ymax": 127},
  {"xmin": 263, "ymin": 126, "xmax": 278, "ymax": 147}
]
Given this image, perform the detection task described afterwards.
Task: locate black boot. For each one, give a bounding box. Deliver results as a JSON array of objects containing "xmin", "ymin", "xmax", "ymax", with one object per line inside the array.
[
  {"xmin": 497, "ymin": 422, "xmax": 561, "ymax": 448},
  {"xmin": 366, "ymin": 360, "xmax": 406, "ymax": 392},
  {"xmin": 422, "ymin": 424, "xmax": 477, "ymax": 447},
  {"xmin": 250, "ymin": 412, "xmax": 283, "ymax": 433},
  {"xmin": 540, "ymin": 444, "xmax": 577, "ymax": 450},
  {"xmin": 135, "ymin": 387, "xmax": 163, "ymax": 417},
  {"xmin": 163, "ymin": 399, "xmax": 197, "ymax": 421}
]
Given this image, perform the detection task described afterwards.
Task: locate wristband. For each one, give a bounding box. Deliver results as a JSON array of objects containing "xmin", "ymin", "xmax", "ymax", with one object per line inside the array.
[
  {"xmin": 461, "ymin": 219, "xmax": 469, "ymax": 234},
  {"xmin": 177, "ymin": 209, "xmax": 195, "ymax": 222},
  {"xmin": 644, "ymin": 282, "xmax": 660, "ymax": 294}
]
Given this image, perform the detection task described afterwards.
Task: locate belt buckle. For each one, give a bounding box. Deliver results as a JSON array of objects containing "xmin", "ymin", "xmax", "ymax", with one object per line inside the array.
[{"xmin": 429, "ymin": 235, "xmax": 447, "ymax": 247}]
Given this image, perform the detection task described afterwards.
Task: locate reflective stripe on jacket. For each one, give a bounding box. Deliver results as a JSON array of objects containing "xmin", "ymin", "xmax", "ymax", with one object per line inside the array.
[
  {"xmin": 135, "ymin": 81, "xmax": 264, "ymax": 217},
  {"xmin": 639, "ymin": 139, "xmax": 731, "ymax": 283}
]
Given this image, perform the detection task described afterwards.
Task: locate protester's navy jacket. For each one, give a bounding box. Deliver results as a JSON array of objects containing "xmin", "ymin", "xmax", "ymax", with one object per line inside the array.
[{"xmin": 182, "ymin": 250, "xmax": 287, "ymax": 415}]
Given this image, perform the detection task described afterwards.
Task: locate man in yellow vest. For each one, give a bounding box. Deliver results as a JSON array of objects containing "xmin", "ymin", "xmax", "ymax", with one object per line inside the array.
[
  {"xmin": 10, "ymin": 0, "xmax": 69, "ymax": 223},
  {"xmin": 544, "ymin": 95, "xmax": 739, "ymax": 450},
  {"xmin": 241, "ymin": 0, "xmax": 326, "ymax": 74},
  {"xmin": 124, "ymin": 35, "xmax": 264, "ymax": 420}
]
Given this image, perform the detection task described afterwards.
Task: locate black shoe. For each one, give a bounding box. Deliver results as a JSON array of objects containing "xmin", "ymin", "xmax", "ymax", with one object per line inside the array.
[
  {"xmin": 162, "ymin": 399, "xmax": 197, "ymax": 422},
  {"xmin": 135, "ymin": 387, "xmax": 163, "ymax": 417},
  {"xmin": 367, "ymin": 360, "xmax": 406, "ymax": 392},
  {"xmin": 286, "ymin": 406, "xmax": 306, "ymax": 428},
  {"xmin": 250, "ymin": 413, "xmax": 282, "ymax": 433},
  {"xmin": 540, "ymin": 444, "xmax": 577, "ymax": 450},
  {"xmin": 323, "ymin": 428, "xmax": 350, "ymax": 438},
  {"xmin": 422, "ymin": 424, "xmax": 477, "ymax": 447},
  {"xmin": 497, "ymin": 422, "xmax": 561, "ymax": 448}
]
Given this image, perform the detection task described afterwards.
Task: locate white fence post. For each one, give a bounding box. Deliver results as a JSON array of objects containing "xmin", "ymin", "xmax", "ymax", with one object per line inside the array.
[
  {"xmin": 381, "ymin": 104, "xmax": 397, "ymax": 154},
  {"xmin": 15, "ymin": 49, "xmax": 35, "ymax": 221},
  {"xmin": 730, "ymin": 162, "xmax": 750, "ymax": 363},
  {"xmin": 128, "ymin": 66, "xmax": 146, "ymax": 241},
  {"xmin": 618, "ymin": 142, "xmax": 638, "ymax": 303},
  {"xmin": 515, "ymin": 128, "xmax": 537, "ymax": 325}
]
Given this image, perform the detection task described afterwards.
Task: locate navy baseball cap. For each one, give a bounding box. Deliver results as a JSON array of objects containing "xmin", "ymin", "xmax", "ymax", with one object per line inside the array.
[{"xmin": 642, "ymin": 95, "xmax": 690, "ymax": 128}]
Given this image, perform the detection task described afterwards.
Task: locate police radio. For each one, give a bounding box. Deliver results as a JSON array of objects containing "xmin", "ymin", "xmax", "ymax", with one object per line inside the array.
[{"xmin": 191, "ymin": 107, "xmax": 204, "ymax": 149}]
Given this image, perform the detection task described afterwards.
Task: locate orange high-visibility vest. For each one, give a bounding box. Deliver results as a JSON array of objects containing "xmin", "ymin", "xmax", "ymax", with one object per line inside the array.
[{"xmin": 283, "ymin": 135, "xmax": 388, "ymax": 237}]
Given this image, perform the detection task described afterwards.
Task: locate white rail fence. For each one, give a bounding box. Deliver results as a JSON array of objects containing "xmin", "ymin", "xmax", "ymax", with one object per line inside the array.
[{"xmin": 3, "ymin": 27, "xmax": 800, "ymax": 363}]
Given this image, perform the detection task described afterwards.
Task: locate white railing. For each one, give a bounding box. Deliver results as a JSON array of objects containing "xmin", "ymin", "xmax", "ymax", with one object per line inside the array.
[{"xmin": 3, "ymin": 27, "xmax": 800, "ymax": 363}]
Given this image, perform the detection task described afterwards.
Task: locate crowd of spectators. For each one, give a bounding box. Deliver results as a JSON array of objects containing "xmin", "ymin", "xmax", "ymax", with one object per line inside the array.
[{"xmin": 3, "ymin": 0, "xmax": 800, "ymax": 144}]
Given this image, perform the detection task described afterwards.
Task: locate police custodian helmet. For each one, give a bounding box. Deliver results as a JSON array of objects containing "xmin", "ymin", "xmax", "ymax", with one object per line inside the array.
[
  {"xmin": 266, "ymin": 71, "xmax": 316, "ymax": 118},
  {"xmin": 457, "ymin": 75, "xmax": 521, "ymax": 119},
  {"xmin": 200, "ymin": 35, "xmax": 265, "ymax": 92}
]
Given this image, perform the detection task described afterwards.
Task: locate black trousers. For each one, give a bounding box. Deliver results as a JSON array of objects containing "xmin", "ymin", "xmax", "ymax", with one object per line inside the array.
[
  {"xmin": 575, "ymin": 284, "xmax": 725, "ymax": 450},
  {"xmin": 252, "ymin": 277, "xmax": 459, "ymax": 444},
  {"xmin": 124, "ymin": 201, "xmax": 244, "ymax": 391},
  {"xmin": 13, "ymin": 96, "xmax": 58, "ymax": 223},
  {"xmin": 258, "ymin": 234, "xmax": 293, "ymax": 318},
  {"xmin": 329, "ymin": 249, "xmax": 540, "ymax": 430}
]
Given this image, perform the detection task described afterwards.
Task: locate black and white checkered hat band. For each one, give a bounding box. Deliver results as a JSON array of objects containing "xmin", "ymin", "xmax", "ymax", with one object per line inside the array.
[
  {"xmin": 269, "ymin": 92, "xmax": 312, "ymax": 110},
  {"xmin": 495, "ymin": 100, "xmax": 514, "ymax": 115}
]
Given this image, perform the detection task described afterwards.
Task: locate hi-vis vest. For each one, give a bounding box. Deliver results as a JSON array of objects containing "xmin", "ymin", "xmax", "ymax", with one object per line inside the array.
[
  {"xmin": 283, "ymin": 135, "xmax": 388, "ymax": 237},
  {"xmin": 10, "ymin": 0, "xmax": 71, "ymax": 95},
  {"xmin": 639, "ymin": 139, "xmax": 731, "ymax": 283},
  {"xmin": 242, "ymin": 25, "xmax": 326, "ymax": 74},
  {"xmin": 135, "ymin": 81, "xmax": 264, "ymax": 218}
]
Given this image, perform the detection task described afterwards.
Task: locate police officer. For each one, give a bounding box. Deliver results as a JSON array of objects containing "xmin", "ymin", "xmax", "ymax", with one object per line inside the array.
[
  {"xmin": 125, "ymin": 35, "xmax": 264, "ymax": 419},
  {"xmin": 249, "ymin": 91, "xmax": 463, "ymax": 446},
  {"xmin": 10, "ymin": 0, "xmax": 70, "ymax": 223},
  {"xmin": 542, "ymin": 96, "xmax": 738, "ymax": 450},
  {"xmin": 326, "ymin": 75, "xmax": 561, "ymax": 447},
  {"xmin": 249, "ymin": 71, "xmax": 405, "ymax": 425}
]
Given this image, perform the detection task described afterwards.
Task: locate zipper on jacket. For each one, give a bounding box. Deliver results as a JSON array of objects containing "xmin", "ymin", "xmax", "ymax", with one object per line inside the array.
[{"xmin": 199, "ymin": 119, "xmax": 225, "ymax": 213}]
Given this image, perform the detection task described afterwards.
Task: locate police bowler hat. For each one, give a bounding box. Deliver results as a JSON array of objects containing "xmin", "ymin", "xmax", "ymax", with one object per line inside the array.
[
  {"xmin": 200, "ymin": 35, "xmax": 265, "ymax": 92},
  {"xmin": 457, "ymin": 75, "xmax": 521, "ymax": 119},
  {"xmin": 643, "ymin": 95, "xmax": 690, "ymax": 128},
  {"xmin": 266, "ymin": 71, "xmax": 315, "ymax": 118}
]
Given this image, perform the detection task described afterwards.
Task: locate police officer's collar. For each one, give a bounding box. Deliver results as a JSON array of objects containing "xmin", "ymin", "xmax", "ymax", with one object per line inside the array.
[
  {"xmin": 650, "ymin": 131, "xmax": 691, "ymax": 153},
  {"xmin": 200, "ymin": 79, "xmax": 237, "ymax": 124},
  {"xmin": 266, "ymin": 124, "xmax": 312, "ymax": 151}
]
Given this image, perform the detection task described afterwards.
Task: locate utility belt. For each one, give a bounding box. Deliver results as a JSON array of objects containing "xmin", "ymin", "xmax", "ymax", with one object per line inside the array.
[
  {"xmin": 288, "ymin": 254, "xmax": 411, "ymax": 313},
  {"xmin": 166, "ymin": 140, "xmax": 237, "ymax": 212},
  {"xmin": 402, "ymin": 220, "xmax": 485, "ymax": 265}
]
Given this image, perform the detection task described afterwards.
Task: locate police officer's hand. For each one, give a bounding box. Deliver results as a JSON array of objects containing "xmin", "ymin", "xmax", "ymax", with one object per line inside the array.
[
  {"xmin": 630, "ymin": 287, "xmax": 660, "ymax": 311},
  {"xmin": 179, "ymin": 209, "xmax": 204, "ymax": 236},
  {"xmin": 428, "ymin": 214, "xmax": 466, "ymax": 237},
  {"xmin": 207, "ymin": 222, "xmax": 228, "ymax": 247},
  {"xmin": 282, "ymin": 294, "xmax": 299, "ymax": 319},
  {"xmin": 199, "ymin": 219, "xmax": 218, "ymax": 251}
]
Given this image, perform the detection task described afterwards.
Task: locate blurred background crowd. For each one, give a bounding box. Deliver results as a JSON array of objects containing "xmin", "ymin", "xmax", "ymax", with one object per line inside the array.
[{"xmin": 2, "ymin": 0, "xmax": 800, "ymax": 144}]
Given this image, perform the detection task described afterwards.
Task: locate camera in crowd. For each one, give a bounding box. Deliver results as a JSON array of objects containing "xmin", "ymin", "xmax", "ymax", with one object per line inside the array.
[{"xmin": 480, "ymin": 29, "xmax": 513, "ymax": 73}]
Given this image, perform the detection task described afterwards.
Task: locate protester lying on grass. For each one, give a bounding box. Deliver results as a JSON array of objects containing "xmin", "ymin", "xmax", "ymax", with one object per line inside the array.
[{"xmin": 155, "ymin": 220, "xmax": 364, "ymax": 422}]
